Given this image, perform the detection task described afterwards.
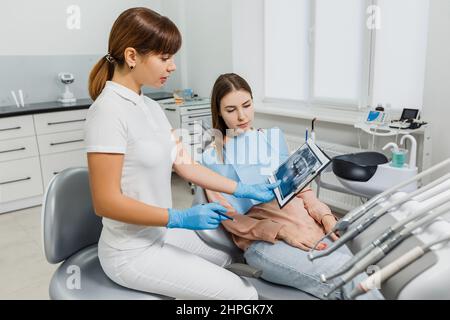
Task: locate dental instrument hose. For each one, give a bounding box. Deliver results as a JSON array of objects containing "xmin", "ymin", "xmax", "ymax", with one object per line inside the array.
[
  {"xmin": 348, "ymin": 235, "xmax": 450, "ymax": 299},
  {"xmin": 323, "ymin": 201, "xmax": 450, "ymax": 297},
  {"xmin": 308, "ymin": 171, "xmax": 450, "ymax": 261},
  {"xmin": 325, "ymin": 158, "xmax": 450, "ymax": 235},
  {"xmin": 310, "ymin": 159, "xmax": 450, "ymax": 255},
  {"xmin": 320, "ymin": 176, "xmax": 450, "ymax": 281}
]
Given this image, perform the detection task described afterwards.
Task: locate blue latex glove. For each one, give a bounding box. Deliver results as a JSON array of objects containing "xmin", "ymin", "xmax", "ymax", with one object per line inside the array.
[
  {"xmin": 233, "ymin": 180, "xmax": 281, "ymax": 203},
  {"xmin": 167, "ymin": 202, "xmax": 231, "ymax": 230}
]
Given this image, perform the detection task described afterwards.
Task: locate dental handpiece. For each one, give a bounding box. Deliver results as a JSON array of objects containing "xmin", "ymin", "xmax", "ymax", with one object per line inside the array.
[
  {"xmin": 320, "ymin": 179, "xmax": 450, "ymax": 281},
  {"xmin": 321, "ymin": 228, "xmax": 395, "ymax": 283},
  {"xmin": 329, "ymin": 200, "xmax": 450, "ymax": 294},
  {"xmin": 323, "ymin": 202, "xmax": 450, "ymax": 297},
  {"xmin": 348, "ymin": 235, "xmax": 450, "ymax": 299},
  {"xmin": 310, "ymin": 203, "xmax": 384, "ymax": 255},
  {"xmin": 309, "ymin": 174, "xmax": 450, "ymax": 261},
  {"xmin": 310, "ymin": 204, "xmax": 400, "ymax": 261}
]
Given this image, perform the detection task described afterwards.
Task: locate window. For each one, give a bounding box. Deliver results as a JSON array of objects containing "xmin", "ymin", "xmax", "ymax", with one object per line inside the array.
[
  {"xmin": 312, "ymin": 0, "xmax": 366, "ymax": 105},
  {"xmin": 264, "ymin": 0, "xmax": 430, "ymax": 110},
  {"xmin": 371, "ymin": 0, "xmax": 430, "ymax": 111},
  {"xmin": 264, "ymin": 0, "xmax": 310, "ymax": 101}
]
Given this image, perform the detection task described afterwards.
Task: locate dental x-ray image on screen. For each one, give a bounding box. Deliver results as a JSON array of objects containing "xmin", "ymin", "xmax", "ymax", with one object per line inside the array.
[{"xmin": 269, "ymin": 140, "xmax": 331, "ymax": 208}]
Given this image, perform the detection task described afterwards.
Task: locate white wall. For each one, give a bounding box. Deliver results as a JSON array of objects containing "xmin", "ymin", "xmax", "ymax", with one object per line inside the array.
[
  {"xmin": 0, "ymin": 0, "xmax": 232, "ymax": 105},
  {"xmin": 183, "ymin": 0, "xmax": 233, "ymax": 98},
  {"xmin": 0, "ymin": 0, "xmax": 162, "ymax": 55},
  {"xmin": 159, "ymin": 0, "xmax": 188, "ymax": 92},
  {"xmin": 160, "ymin": 0, "xmax": 233, "ymax": 98},
  {"xmin": 231, "ymin": 0, "xmax": 265, "ymax": 101},
  {"xmin": 0, "ymin": 0, "xmax": 189, "ymax": 106},
  {"xmin": 422, "ymin": 0, "xmax": 450, "ymax": 166}
]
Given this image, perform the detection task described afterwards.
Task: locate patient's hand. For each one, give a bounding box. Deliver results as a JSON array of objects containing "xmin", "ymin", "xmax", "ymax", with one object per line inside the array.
[
  {"xmin": 321, "ymin": 215, "xmax": 339, "ymax": 241},
  {"xmin": 276, "ymin": 225, "xmax": 327, "ymax": 252}
]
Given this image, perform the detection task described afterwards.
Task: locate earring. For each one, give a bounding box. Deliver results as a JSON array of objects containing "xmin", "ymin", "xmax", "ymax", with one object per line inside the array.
[{"xmin": 129, "ymin": 65, "xmax": 134, "ymax": 70}]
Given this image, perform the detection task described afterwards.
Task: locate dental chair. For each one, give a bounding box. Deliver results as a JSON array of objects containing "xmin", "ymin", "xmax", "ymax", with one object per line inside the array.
[
  {"xmin": 42, "ymin": 167, "xmax": 169, "ymax": 300},
  {"xmin": 193, "ymin": 186, "xmax": 317, "ymax": 300},
  {"xmin": 42, "ymin": 167, "xmax": 315, "ymax": 300}
]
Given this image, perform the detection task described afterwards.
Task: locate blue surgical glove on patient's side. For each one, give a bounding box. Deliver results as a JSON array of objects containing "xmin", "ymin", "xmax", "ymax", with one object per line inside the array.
[
  {"xmin": 233, "ymin": 180, "xmax": 281, "ymax": 203},
  {"xmin": 167, "ymin": 203, "xmax": 230, "ymax": 230}
]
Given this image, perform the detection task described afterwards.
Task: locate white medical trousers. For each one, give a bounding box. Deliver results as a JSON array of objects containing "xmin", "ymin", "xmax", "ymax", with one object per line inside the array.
[{"xmin": 98, "ymin": 228, "xmax": 258, "ymax": 300}]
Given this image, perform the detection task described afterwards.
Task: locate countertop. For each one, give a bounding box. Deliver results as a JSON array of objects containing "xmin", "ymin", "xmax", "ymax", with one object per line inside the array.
[{"xmin": 0, "ymin": 92, "xmax": 173, "ymax": 118}]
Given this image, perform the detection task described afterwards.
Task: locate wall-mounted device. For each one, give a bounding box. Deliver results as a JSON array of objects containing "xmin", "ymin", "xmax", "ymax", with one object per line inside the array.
[{"xmin": 57, "ymin": 72, "xmax": 76, "ymax": 104}]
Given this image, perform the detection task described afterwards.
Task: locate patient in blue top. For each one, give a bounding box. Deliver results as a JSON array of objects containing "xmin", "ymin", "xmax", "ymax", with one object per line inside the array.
[
  {"xmin": 202, "ymin": 126, "xmax": 290, "ymax": 214},
  {"xmin": 199, "ymin": 73, "xmax": 384, "ymax": 300}
]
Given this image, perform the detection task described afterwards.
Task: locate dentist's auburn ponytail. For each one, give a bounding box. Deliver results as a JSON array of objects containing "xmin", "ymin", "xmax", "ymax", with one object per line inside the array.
[
  {"xmin": 89, "ymin": 56, "xmax": 114, "ymax": 101},
  {"xmin": 89, "ymin": 7, "xmax": 182, "ymax": 100}
]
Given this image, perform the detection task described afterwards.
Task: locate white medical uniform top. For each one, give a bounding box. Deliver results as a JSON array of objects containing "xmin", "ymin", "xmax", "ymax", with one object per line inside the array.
[{"xmin": 85, "ymin": 81, "xmax": 176, "ymax": 250}]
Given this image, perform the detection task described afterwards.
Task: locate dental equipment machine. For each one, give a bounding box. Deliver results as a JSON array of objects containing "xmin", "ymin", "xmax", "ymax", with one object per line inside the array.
[
  {"xmin": 348, "ymin": 235, "xmax": 450, "ymax": 299},
  {"xmin": 308, "ymin": 158, "xmax": 450, "ymax": 260},
  {"xmin": 323, "ymin": 194, "xmax": 450, "ymax": 297},
  {"xmin": 320, "ymin": 174, "xmax": 450, "ymax": 282}
]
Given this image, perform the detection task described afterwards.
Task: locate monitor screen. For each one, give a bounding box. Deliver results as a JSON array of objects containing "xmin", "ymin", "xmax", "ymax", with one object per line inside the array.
[{"xmin": 400, "ymin": 108, "xmax": 419, "ymax": 121}]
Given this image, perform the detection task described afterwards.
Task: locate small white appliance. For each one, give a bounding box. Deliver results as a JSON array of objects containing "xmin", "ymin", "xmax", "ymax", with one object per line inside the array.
[{"xmin": 57, "ymin": 72, "xmax": 76, "ymax": 104}]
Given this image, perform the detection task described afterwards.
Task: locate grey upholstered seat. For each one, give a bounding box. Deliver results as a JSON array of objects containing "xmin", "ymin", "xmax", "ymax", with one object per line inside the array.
[
  {"xmin": 42, "ymin": 167, "xmax": 169, "ymax": 300},
  {"xmin": 193, "ymin": 186, "xmax": 317, "ymax": 300},
  {"xmin": 42, "ymin": 167, "xmax": 315, "ymax": 300}
]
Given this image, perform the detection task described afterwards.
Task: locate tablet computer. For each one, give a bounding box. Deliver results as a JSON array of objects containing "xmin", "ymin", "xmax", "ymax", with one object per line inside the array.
[{"xmin": 268, "ymin": 140, "xmax": 331, "ymax": 208}]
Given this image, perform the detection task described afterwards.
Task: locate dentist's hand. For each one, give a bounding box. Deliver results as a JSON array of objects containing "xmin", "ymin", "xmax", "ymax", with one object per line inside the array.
[
  {"xmin": 233, "ymin": 180, "xmax": 281, "ymax": 203},
  {"xmin": 167, "ymin": 203, "xmax": 230, "ymax": 230}
]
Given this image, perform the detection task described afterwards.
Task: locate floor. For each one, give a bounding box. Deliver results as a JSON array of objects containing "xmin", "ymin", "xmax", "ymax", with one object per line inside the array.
[{"xmin": 0, "ymin": 173, "xmax": 194, "ymax": 299}]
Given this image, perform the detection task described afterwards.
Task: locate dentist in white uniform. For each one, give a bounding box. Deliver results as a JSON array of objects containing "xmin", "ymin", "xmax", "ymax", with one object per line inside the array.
[{"xmin": 85, "ymin": 7, "xmax": 279, "ymax": 300}]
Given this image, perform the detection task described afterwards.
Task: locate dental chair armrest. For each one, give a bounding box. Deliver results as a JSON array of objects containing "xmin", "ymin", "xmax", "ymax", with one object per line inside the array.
[
  {"xmin": 193, "ymin": 185, "xmax": 243, "ymax": 259},
  {"xmin": 225, "ymin": 263, "xmax": 262, "ymax": 278}
]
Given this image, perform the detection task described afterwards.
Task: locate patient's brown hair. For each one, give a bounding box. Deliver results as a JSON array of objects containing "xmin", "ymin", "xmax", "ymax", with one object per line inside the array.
[{"xmin": 209, "ymin": 73, "xmax": 253, "ymax": 162}]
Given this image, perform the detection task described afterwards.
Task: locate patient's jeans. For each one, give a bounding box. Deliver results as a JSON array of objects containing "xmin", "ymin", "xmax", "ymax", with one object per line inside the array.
[{"xmin": 244, "ymin": 239, "xmax": 384, "ymax": 300}]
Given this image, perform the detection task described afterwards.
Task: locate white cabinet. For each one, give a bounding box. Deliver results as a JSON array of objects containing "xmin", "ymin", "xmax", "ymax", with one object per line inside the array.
[
  {"xmin": 37, "ymin": 130, "xmax": 85, "ymax": 156},
  {"xmin": 0, "ymin": 109, "xmax": 88, "ymax": 214},
  {"xmin": 40, "ymin": 149, "xmax": 86, "ymax": 189},
  {"xmin": 35, "ymin": 110, "xmax": 87, "ymax": 191},
  {"xmin": 160, "ymin": 99, "xmax": 212, "ymax": 163},
  {"xmin": 0, "ymin": 114, "xmax": 43, "ymax": 213},
  {"xmin": 0, "ymin": 136, "xmax": 39, "ymax": 162},
  {"xmin": 162, "ymin": 105, "xmax": 180, "ymax": 129},
  {"xmin": 160, "ymin": 99, "xmax": 212, "ymax": 194},
  {"xmin": 0, "ymin": 115, "xmax": 35, "ymax": 141},
  {"xmin": 0, "ymin": 157, "xmax": 43, "ymax": 203},
  {"xmin": 34, "ymin": 109, "xmax": 87, "ymax": 134}
]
